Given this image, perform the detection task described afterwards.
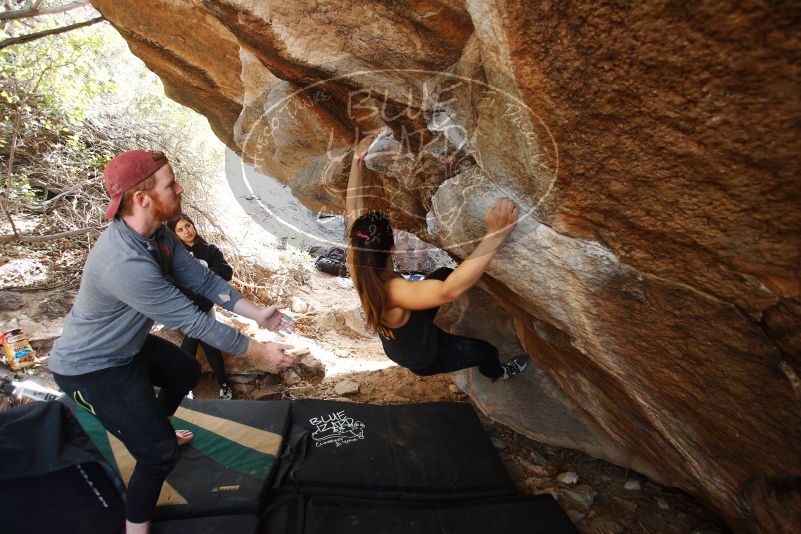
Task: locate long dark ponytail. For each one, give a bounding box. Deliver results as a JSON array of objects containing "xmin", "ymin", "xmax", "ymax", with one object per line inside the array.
[{"xmin": 348, "ymin": 211, "xmax": 394, "ymax": 332}]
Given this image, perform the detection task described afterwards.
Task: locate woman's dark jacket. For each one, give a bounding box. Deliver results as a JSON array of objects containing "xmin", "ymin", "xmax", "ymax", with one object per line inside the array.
[{"xmin": 181, "ymin": 240, "xmax": 233, "ymax": 312}]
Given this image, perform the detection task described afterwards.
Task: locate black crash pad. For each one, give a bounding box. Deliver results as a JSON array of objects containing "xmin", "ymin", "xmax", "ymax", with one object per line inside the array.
[
  {"xmin": 152, "ymin": 514, "xmax": 260, "ymax": 534},
  {"xmin": 260, "ymin": 495, "xmax": 577, "ymax": 534},
  {"xmin": 274, "ymin": 400, "xmax": 516, "ymax": 500},
  {"xmin": 70, "ymin": 398, "xmax": 291, "ymax": 519},
  {"xmin": 0, "ymin": 401, "xmax": 125, "ymax": 534}
]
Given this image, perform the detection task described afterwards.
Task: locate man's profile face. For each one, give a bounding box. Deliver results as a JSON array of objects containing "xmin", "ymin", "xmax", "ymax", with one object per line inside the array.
[{"xmin": 147, "ymin": 164, "xmax": 183, "ymax": 222}]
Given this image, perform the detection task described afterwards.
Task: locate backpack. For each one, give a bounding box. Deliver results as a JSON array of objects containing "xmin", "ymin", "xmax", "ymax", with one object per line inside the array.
[{"xmin": 315, "ymin": 247, "xmax": 348, "ymax": 277}]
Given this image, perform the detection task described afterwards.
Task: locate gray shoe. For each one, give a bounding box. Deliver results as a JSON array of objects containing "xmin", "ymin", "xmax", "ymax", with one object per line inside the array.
[
  {"xmin": 219, "ymin": 384, "xmax": 233, "ymax": 400},
  {"xmin": 499, "ymin": 355, "xmax": 529, "ymax": 381}
]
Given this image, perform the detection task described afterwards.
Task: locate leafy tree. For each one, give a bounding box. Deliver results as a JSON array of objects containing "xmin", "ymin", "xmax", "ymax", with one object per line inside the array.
[{"xmin": 0, "ymin": 2, "xmax": 223, "ymax": 244}]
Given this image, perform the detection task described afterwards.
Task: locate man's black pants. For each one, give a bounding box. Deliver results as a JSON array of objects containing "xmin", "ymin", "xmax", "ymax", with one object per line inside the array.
[{"xmin": 53, "ymin": 335, "xmax": 201, "ymax": 523}]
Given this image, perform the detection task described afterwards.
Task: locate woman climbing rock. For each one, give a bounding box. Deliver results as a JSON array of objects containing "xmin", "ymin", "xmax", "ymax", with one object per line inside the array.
[{"xmin": 346, "ymin": 133, "xmax": 529, "ymax": 381}]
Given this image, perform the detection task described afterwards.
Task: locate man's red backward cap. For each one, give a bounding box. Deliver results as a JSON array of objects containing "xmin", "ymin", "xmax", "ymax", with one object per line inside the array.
[{"xmin": 102, "ymin": 150, "xmax": 168, "ymax": 220}]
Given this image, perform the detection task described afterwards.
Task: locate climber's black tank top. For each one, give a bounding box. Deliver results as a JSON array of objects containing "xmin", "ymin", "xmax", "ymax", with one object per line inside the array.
[{"xmin": 377, "ymin": 308, "xmax": 438, "ymax": 370}]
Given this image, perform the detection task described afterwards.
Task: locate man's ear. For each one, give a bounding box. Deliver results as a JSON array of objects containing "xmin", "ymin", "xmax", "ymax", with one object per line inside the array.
[{"xmin": 133, "ymin": 190, "xmax": 151, "ymax": 210}]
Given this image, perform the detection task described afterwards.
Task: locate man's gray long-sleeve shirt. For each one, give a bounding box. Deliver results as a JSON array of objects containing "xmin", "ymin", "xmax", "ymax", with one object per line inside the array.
[{"xmin": 49, "ymin": 218, "xmax": 249, "ymax": 376}]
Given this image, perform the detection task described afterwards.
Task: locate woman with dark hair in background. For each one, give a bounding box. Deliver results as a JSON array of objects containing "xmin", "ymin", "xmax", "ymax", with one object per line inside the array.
[
  {"xmin": 346, "ymin": 134, "xmax": 529, "ymax": 381},
  {"xmin": 168, "ymin": 213, "xmax": 235, "ymax": 399}
]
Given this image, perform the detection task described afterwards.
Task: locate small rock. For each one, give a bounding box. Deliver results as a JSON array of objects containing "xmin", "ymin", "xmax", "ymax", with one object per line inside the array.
[
  {"xmin": 7, "ymin": 316, "xmax": 64, "ymax": 343},
  {"xmin": 307, "ymin": 245, "xmax": 328, "ymax": 257},
  {"xmin": 333, "ymin": 380, "xmax": 359, "ymax": 396},
  {"xmin": 563, "ymin": 485, "xmax": 597, "ymax": 510},
  {"xmin": 518, "ymin": 457, "xmax": 549, "ymax": 477},
  {"xmin": 1, "ymin": 317, "xmax": 19, "ymax": 330},
  {"xmin": 557, "ymin": 472, "xmax": 579, "ymax": 485},
  {"xmin": 657, "ymin": 497, "xmax": 670, "ymax": 510},
  {"xmin": 285, "ymin": 346, "xmax": 310, "ymax": 357},
  {"xmin": 290, "ymin": 297, "xmax": 309, "ymax": 313},
  {"xmin": 590, "ymin": 516, "xmax": 623, "ymax": 534},
  {"xmin": 298, "ymin": 355, "xmax": 325, "ymax": 380},
  {"xmin": 340, "ymin": 307, "xmax": 371, "ymax": 338},
  {"xmin": 253, "ymin": 384, "xmax": 284, "ymax": 400},
  {"xmin": 490, "ymin": 437, "xmax": 506, "ymax": 450},
  {"xmin": 280, "ymin": 369, "xmax": 302, "ymax": 386},
  {"xmin": 334, "ymin": 349, "xmax": 350, "ymax": 358},
  {"xmin": 227, "ymin": 374, "xmax": 253, "ymax": 384},
  {"xmin": 566, "ymin": 510, "xmax": 585, "ymax": 524},
  {"xmin": 289, "ymin": 385, "xmax": 315, "ymax": 395},
  {"xmin": 528, "ymin": 450, "xmax": 549, "ymax": 466},
  {"xmin": 0, "ymin": 291, "xmax": 25, "ymax": 311},
  {"xmin": 624, "ymin": 479, "xmax": 641, "ymax": 491}
]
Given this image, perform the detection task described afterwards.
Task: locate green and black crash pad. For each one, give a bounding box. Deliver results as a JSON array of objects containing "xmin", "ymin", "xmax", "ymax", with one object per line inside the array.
[
  {"xmin": 260, "ymin": 495, "xmax": 578, "ymax": 534},
  {"xmin": 274, "ymin": 400, "xmax": 516, "ymax": 500},
  {"xmin": 1, "ymin": 401, "xmax": 125, "ymax": 534},
  {"xmin": 71, "ymin": 398, "xmax": 290, "ymax": 519}
]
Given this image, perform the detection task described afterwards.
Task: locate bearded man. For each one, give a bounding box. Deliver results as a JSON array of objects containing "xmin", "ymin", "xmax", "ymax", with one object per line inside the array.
[{"xmin": 49, "ymin": 150, "xmax": 294, "ymax": 534}]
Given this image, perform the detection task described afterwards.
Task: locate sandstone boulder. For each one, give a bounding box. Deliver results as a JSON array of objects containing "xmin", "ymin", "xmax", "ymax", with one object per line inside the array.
[{"xmin": 92, "ymin": 1, "xmax": 801, "ymax": 529}]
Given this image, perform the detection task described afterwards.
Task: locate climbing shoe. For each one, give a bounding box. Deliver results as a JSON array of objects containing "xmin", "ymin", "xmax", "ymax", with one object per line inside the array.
[
  {"xmin": 499, "ymin": 355, "xmax": 529, "ymax": 381},
  {"xmin": 219, "ymin": 384, "xmax": 233, "ymax": 400}
]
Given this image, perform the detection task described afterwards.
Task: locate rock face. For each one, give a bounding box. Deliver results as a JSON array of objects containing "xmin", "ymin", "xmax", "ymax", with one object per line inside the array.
[{"xmin": 91, "ymin": 1, "xmax": 801, "ymax": 531}]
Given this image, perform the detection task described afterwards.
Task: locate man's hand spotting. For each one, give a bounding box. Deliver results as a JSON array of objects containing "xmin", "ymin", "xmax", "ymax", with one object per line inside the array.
[
  {"xmin": 254, "ymin": 305, "xmax": 292, "ymax": 332},
  {"xmin": 245, "ymin": 340, "xmax": 295, "ymax": 373}
]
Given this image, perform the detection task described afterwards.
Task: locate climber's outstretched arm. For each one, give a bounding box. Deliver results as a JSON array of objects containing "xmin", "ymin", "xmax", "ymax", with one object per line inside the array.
[
  {"xmin": 345, "ymin": 133, "xmax": 377, "ymax": 226},
  {"xmin": 386, "ymin": 198, "xmax": 519, "ymax": 310}
]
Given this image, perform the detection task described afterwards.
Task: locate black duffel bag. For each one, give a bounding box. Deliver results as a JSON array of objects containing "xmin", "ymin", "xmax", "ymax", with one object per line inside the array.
[{"xmin": 314, "ymin": 247, "xmax": 348, "ymax": 277}]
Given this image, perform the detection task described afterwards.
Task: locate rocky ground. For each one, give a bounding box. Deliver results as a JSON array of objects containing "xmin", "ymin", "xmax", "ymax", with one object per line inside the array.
[{"xmin": 1, "ymin": 253, "xmax": 727, "ymax": 534}]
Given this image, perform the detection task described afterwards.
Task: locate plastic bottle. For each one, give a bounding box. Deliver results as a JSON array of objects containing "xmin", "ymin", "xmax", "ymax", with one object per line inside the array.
[{"xmin": 9, "ymin": 379, "xmax": 63, "ymax": 402}]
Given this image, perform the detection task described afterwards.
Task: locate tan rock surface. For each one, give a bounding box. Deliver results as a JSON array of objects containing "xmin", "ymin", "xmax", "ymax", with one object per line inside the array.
[
  {"xmin": 92, "ymin": 1, "xmax": 801, "ymax": 530},
  {"xmin": 92, "ymin": 0, "xmax": 244, "ymax": 147}
]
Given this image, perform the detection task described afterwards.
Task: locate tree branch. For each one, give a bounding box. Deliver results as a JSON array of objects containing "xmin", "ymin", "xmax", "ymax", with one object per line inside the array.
[
  {"xmin": 1, "ymin": 92, "xmax": 24, "ymax": 238},
  {"xmin": 0, "ymin": 16, "xmax": 105, "ymax": 50},
  {"xmin": 0, "ymin": 1, "xmax": 90, "ymax": 21},
  {"xmin": 0, "ymin": 225, "xmax": 104, "ymax": 244}
]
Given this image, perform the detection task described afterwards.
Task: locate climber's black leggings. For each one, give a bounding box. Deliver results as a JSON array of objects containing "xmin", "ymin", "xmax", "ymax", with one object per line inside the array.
[
  {"xmin": 409, "ymin": 268, "xmax": 504, "ymax": 380},
  {"xmin": 181, "ymin": 336, "xmax": 227, "ymax": 387}
]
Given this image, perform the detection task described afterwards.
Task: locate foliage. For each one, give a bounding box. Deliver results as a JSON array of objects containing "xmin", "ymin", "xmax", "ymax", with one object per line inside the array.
[{"xmin": 0, "ymin": 3, "xmax": 224, "ymax": 239}]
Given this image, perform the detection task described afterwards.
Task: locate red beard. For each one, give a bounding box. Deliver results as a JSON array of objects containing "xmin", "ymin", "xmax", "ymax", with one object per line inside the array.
[{"xmin": 148, "ymin": 192, "xmax": 181, "ymax": 222}]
